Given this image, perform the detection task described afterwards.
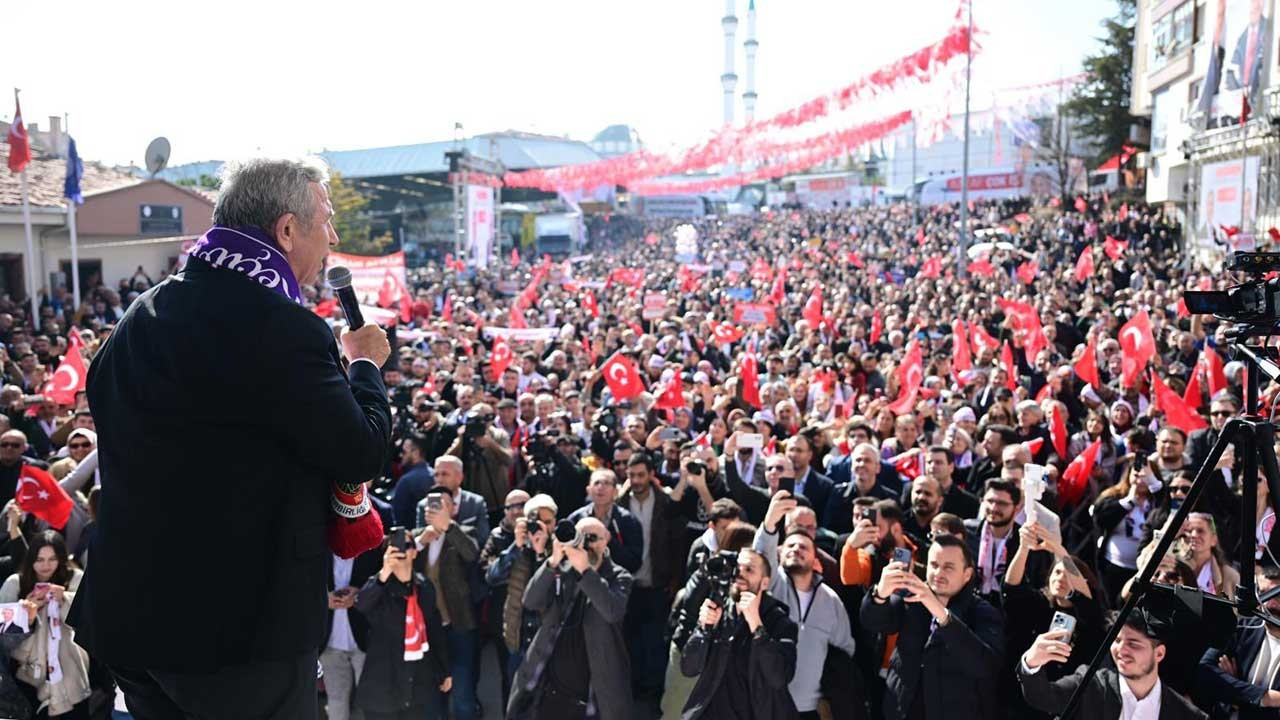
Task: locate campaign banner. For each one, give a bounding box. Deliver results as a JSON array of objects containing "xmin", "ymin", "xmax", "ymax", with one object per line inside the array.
[
  {"xmin": 1196, "ymin": 0, "xmax": 1273, "ymax": 123},
  {"xmin": 468, "ymin": 185, "xmax": 495, "ymax": 269},
  {"xmin": 642, "ymin": 293, "xmax": 668, "ymax": 320},
  {"xmin": 725, "ymin": 287, "xmax": 754, "ymax": 301},
  {"xmin": 733, "ymin": 302, "xmax": 777, "ymax": 325},
  {"xmin": 327, "ymin": 251, "xmax": 409, "ymax": 308},
  {"xmin": 1197, "ymin": 156, "xmax": 1259, "ymax": 249},
  {"xmin": 482, "ymin": 327, "xmax": 562, "ymax": 342}
]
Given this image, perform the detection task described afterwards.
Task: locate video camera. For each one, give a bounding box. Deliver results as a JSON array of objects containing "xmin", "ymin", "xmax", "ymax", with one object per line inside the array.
[
  {"xmin": 1184, "ymin": 252, "xmax": 1280, "ymax": 324},
  {"xmin": 701, "ymin": 549, "xmax": 739, "ymax": 609},
  {"xmin": 553, "ymin": 518, "xmax": 601, "ymax": 549},
  {"xmin": 463, "ymin": 411, "xmax": 495, "ymax": 441},
  {"xmin": 529, "ymin": 428, "xmax": 561, "ymax": 462}
]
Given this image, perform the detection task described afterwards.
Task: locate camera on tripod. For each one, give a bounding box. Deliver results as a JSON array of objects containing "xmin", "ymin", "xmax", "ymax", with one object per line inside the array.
[{"xmin": 1184, "ymin": 252, "xmax": 1280, "ymax": 323}]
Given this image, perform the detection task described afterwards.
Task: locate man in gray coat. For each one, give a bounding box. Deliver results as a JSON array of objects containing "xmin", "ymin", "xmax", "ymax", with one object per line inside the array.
[{"xmin": 506, "ymin": 516, "xmax": 633, "ymax": 720}]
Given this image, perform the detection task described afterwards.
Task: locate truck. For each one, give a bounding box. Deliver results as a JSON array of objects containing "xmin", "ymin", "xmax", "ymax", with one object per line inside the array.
[{"xmin": 534, "ymin": 212, "xmax": 584, "ymax": 259}]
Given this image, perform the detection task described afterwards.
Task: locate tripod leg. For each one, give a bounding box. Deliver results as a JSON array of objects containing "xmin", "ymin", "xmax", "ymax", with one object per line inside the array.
[
  {"xmin": 1054, "ymin": 418, "xmax": 1245, "ymax": 720},
  {"xmin": 1259, "ymin": 423, "xmax": 1280, "ymax": 568}
]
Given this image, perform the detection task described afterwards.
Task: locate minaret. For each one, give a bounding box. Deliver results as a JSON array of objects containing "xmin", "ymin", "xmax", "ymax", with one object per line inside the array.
[
  {"xmin": 721, "ymin": 0, "xmax": 738, "ymax": 127},
  {"xmin": 743, "ymin": 0, "xmax": 758, "ymax": 123}
]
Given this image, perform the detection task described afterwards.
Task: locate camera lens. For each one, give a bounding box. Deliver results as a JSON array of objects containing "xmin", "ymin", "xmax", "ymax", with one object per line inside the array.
[{"xmin": 554, "ymin": 519, "xmax": 578, "ymax": 544}]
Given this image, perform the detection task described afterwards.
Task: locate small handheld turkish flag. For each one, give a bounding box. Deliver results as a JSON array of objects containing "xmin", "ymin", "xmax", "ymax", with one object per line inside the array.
[
  {"xmin": 43, "ymin": 341, "xmax": 88, "ymax": 406},
  {"xmin": 16, "ymin": 464, "xmax": 72, "ymax": 529},
  {"xmin": 711, "ymin": 323, "xmax": 744, "ymax": 345},
  {"xmin": 602, "ymin": 353, "xmax": 644, "ymax": 401},
  {"xmin": 489, "ymin": 337, "xmax": 514, "ymax": 381}
]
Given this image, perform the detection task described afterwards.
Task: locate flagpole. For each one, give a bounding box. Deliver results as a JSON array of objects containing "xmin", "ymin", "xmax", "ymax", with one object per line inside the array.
[
  {"xmin": 957, "ymin": 0, "xmax": 974, "ymax": 278},
  {"xmin": 18, "ymin": 170, "xmax": 37, "ymax": 327},
  {"xmin": 65, "ymin": 114, "xmax": 81, "ymax": 313},
  {"xmin": 1240, "ymin": 97, "xmax": 1249, "ymax": 244}
]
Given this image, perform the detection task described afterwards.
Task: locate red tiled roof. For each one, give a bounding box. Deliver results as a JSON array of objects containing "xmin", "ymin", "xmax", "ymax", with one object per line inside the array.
[{"xmin": 0, "ymin": 143, "xmax": 140, "ymax": 210}]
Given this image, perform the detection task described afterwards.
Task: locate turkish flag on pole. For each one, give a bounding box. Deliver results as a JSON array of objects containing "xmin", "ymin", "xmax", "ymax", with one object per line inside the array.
[
  {"xmin": 1183, "ymin": 363, "xmax": 1203, "ymax": 409},
  {"xmin": 1016, "ymin": 261, "xmax": 1038, "ymax": 285},
  {"xmin": 768, "ymin": 274, "xmax": 786, "ymax": 305},
  {"xmin": 1119, "ymin": 310, "xmax": 1156, "ymax": 387},
  {"xmin": 6, "ymin": 96, "xmax": 31, "ymax": 173},
  {"xmin": 15, "ymin": 464, "xmax": 72, "ymax": 529},
  {"xmin": 654, "ymin": 372, "xmax": 685, "ymax": 410},
  {"xmin": 43, "ymin": 342, "xmax": 88, "ymax": 406},
  {"xmin": 509, "ymin": 305, "xmax": 527, "ymax": 329},
  {"xmin": 967, "ymin": 259, "xmax": 996, "ymax": 277},
  {"xmin": 952, "ymin": 319, "xmax": 972, "ymax": 377},
  {"xmin": 1074, "ymin": 196, "xmax": 1088, "ymax": 213},
  {"xmin": 711, "ymin": 322, "xmax": 744, "ymax": 345},
  {"xmin": 1000, "ymin": 341, "xmax": 1018, "ymax": 390},
  {"xmin": 1050, "ymin": 405, "xmax": 1068, "ymax": 459},
  {"xmin": 971, "ymin": 322, "xmax": 999, "ymax": 357},
  {"xmin": 1059, "ymin": 439, "xmax": 1100, "ymax": 507},
  {"xmin": 741, "ymin": 352, "xmax": 762, "ymax": 409},
  {"xmin": 1074, "ymin": 246, "xmax": 1095, "ymax": 283},
  {"xmin": 889, "ymin": 342, "xmax": 924, "ymax": 414},
  {"xmin": 441, "ymin": 295, "xmax": 453, "ymax": 323},
  {"xmin": 870, "ymin": 310, "xmax": 883, "ymax": 345},
  {"xmin": 1201, "ymin": 348, "xmax": 1228, "ymax": 398},
  {"xmin": 602, "ymin": 353, "xmax": 644, "ymax": 401},
  {"xmin": 920, "ymin": 256, "xmax": 942, "ymax": 279},
  {"xmin": 489, "ymin": 336, "xmax": 514, "ymax": 381},
  {"xmin": 802, "ymin": 286, "xmax": 824, "ymax": 328},
  {"xmin": 582, "ymin": 290, "xmax": 599, "ymax": 319},
  {"xmin": 1074, "ymin": 336, "xmax": 1101, "ymax": 387},
  {"xmin": 1151, "ymin": 372, "xmax": 1208, "ymax": 433},
  {"xmin": 1103, "ymin": 235, "xmax": 1128, "ymax": 260}
]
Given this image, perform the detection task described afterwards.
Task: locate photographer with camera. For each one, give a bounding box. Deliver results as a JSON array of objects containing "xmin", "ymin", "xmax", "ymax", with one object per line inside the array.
[
  {"xmin": 567, "ymin": 469, "xmax": 643, "ymax": 573},
  {"xmin": 485, "ymin": 493, "xmax": 558, "ymax": 698},
  {"xmin": 681, "ymin": 546, "xmax": 799, "ymax": 720},
  {"xmin": 519, "ymin": 427, "xmax": 589, "ymax": 526},
  {"xmin": 477, "ymin": 488, "xmax": 529, "ymax": 703},
  {"xmin": 444, "ymin": 402, "xmax": 513, "ymax": 530},
  {"xmin": 506, "ymin": 516, "xmax": 634, "ymax": 720}
]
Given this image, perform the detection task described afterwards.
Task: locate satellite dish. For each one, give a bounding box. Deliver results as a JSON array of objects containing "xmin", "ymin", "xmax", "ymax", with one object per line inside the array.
[{"xmin": 145, "ymin": 137, "xmax": 171, "ymax": 177}]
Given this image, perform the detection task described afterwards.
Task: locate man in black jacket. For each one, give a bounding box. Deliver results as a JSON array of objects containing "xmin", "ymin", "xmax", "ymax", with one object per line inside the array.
[
  {"xmin": 681, "ymin": 547, "xmax": 799, "ymax": 720},
  {"xmin": 861, "ymin": 534, "xmax": 1004, "ymax": 720},
  {"xmin": 71, "ymin": 157, "xmax": 393, "ymax": 719},
  {"xmin": 1199, "ymin": 565, "xmax": 1280, "ymax": 718},
  {"xmin": 1021, "ymin": 610, "xmax": 1206, "ymax": 719},
  {"xmin": 320, "ymin": 545, "xmax": 384, "ymax": 720}
]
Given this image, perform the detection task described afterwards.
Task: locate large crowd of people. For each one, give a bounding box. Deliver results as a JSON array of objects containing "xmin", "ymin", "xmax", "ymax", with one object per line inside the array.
[{"xmin": 0, "ymin": 169, "xmax": 1276, "ymax": 720}]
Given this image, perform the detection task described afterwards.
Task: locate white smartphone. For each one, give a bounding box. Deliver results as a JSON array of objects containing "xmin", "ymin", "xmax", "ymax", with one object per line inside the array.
[{"xmin": 739, "ymin": 432, "xmax": 763, "ymax": 449}]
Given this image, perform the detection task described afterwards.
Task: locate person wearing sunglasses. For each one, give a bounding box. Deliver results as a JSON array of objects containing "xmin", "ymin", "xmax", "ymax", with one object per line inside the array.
[
  {"xmin": 0, "ymin": 430, "xmax": 46, "ymax": 509},
  {"xmin": 49, "ymin": 428, "xmax": 95, "ymax": 484},
  {"xmin": 1189, "ymin": 396, "xmax": 1240, "ymax": 471},
  {"xmin": 507, "ymin": 516, "xmax": 634, "ymax": 720}
]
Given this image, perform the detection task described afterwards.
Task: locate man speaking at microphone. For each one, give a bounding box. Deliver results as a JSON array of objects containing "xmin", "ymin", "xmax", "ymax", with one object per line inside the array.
[{"xmin": 68, "ymin": 158, "xmax": 393, "ymax": 719}]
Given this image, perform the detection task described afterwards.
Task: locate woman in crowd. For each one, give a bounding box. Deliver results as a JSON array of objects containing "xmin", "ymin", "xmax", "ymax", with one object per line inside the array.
[
  {"xmin": 1066, "ymin": 408, "xmax": 1120, "ymax": 489},
  {"xmin": 354, "ymin": 529, "xmax": 451, "ymax": 720},
  {"xmin": 1091, "ymin": 456, "xmax": 1165, "ymax": 606},
  {"xmin": 0, "ymin": 531, "xmax": 89, "ymax": 719},
  {"xmin": 1177, "ymin": 512, "xmax": 1239, "ymax": 599}
]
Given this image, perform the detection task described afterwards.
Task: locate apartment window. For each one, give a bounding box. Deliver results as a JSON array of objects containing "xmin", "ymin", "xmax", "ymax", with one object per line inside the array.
[
  {"xmin": 1151, "ymin": 90, "xmax": 1169, "ymax": 152},
  {"xmin": 1150, "ymin": 2, "xmax": 1194, "ymax": 69}
]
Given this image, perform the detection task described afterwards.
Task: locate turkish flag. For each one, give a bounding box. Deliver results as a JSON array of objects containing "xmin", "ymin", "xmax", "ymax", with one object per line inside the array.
[
  {"xmin": 654, "ymin": 372, "xmax": 685, "ymax": 410},
  {"xmin": 921, "ymin": 256, "xmax": 943, "ymax": 279},
  {"xmin": 609, "ymin": 268, "xmax": 646, "ymax": 288},
  {"xmin": 1001, "ymin": 341, "xmax": 1018, "ymax": 390},
  {"xmin": 1201, "ymin": 348, "xmax": 1228, "ymax": 398},
  {"xmin": 43, "ymin": 341, "xmax": 88, "ymax": 406},
  {"xmin": 1016, "ymin": 261, "xmax": 1038, "ymax": 285},
  {"xmin": 952, "ymin": 319, "xmax": 972, "ymax": 380},
  {"xmin": 582, "ymin": 290, "xmax": 599, "ymax": 319},
  {"xmin": 1177, "ymin": 298, "xmax": 1190, "ymax": 318},
  {"xmin": 15, "ymin": 464, "xmax": 72, "ymax": 529},
  {"xmin": 581, "ymin": 335, "xmax": 597, "ymax": 365},
  {"xmin": 489, "ymin": 336, "xmax": 514, "ymax": 381},
  {"xmin": 1270, "ymin": 227, "xmax": 1280, "ymax": 243},
  {"xmin": 1118, "ymin": 203, "xmax": 1128, "ymax": 221},
  {"xmin": 1074, "ymin": 196, "xmax": 1087, "ymax": 213},
  {"xmin": 967, "ymin": 259, "xmax": 996, "ymax": 277},
  {"xmin": 998, "ymin": 298, "xmax": 1047, "ymax": 364},
  {"xmin": 602, "ymin": 353, "xmax": 644, "ymax": 400},
  {"xmin": 970, "ymin": 322, "xmax": 999, "ymax": 357},
  {"xmin": 1183, "ymin": 363, "xmax": 1203, "ymax": 409},
  {"xmin": 1023, "ymin": 437, "xmax": 1045, "ymax": 457},
  {"xmin": 802, "ymin": 286, "xmax": 824, "ymax": 328},
  {"xmin": 916, "ymin": 227, "xmax": 926, "ymax": 246},
  {"xmin": 870, "ymin": 310, "xmax": 883, "ymax": 345},
  {"xmin": 314, "ymin": 298, "xmax": 337, "ymax": 318},
  {"xmin": 1050, "ymin": 405, "xmax": 1068, "ymax": 458},
  {"xmin": 847, "ymin": 251, "xmax": 865, "ymax": 268},
  {"xmin": 711, "ymin": 322, "xmax": 744, "ymax": 345},
  {"xmin": 889, "ymin": 342, "xmax": 924, "ymax": 414},
  {"xmin": 1103, "ymin": 235, "xmax": 1128, "ymax": 260},
  {"xmin": 6, "ymin": 98, "xmax": 31, "ymax": 174},
  {"xmin": 894, "ymin": 453, "xmax": 924, "ymax": 480},
  {"xmin": 1035, "ymin": 384, "xmax": 1052, "ymax": 402},
  {"xmin": 1059, "ymin": 439, "xmax": 1100, "ymax": 507},
  {"xmin": 1119, "ymin": 310, "xmax": 1156, "ymax": 387},
  {"xmin": 509, "ymin": 305, "xmax": 527, "ymax": 330},
  {"xmin": 1151, "ymin": 372, "xmax": 1208, "ymax": 433},
  {"xmin": 441, "ymin": 295, "xmax": 453, "ymax": 323},
  {"xmin": 1074, "ymin": 246, "xmax": 1095, "ymax": 283},
  {"xmin": 741, "ymin": 352, "xmax": 762, "ymax": 409},
  {"xmin": 1074, "ymin": 336, "xmax": 1100, "ymax": 387},
  {"xmin": 768, "ymin": 274, "xmax": 786, "ymax": 305}
]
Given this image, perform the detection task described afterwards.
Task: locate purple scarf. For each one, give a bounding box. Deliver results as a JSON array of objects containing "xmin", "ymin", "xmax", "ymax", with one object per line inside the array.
[{"xmin": 187, "ymin": 225, "xmax": 304, "ymax": 304}]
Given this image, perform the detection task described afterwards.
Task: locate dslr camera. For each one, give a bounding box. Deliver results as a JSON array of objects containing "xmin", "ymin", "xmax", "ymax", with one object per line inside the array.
[
  {"xmin": 463, "ymin": 411, "xmax": 495, "ymax": 441},
  {"xmin": 529, "ymin": 428, "xmax": 561, "ymax": 462},
  {"xmin": 701, "ymin": 549, "xmax": 740, "ymax": 609}
]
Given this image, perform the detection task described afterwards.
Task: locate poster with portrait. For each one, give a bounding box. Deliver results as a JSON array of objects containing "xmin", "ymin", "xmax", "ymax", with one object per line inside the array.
[
  {"xmin": 1196, "ymin": 0, "xmax": 1272, "ymax": 124},
  {"xmin": 1198, "ymin": 156, "xmax": 1260, "ymax": 250},
  {"xmin": 0, "ymin": 603, "xmax": 29, "ymax": 635}
]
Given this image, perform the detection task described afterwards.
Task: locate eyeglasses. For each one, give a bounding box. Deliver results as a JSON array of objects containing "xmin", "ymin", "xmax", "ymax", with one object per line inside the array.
[
  {"xmin": 1170, "ymin": 485, "xmax": 1191, "ymax": 495},
  {"xmin": 503, "ymin": 502, "xmax": 526, "ymax": 512},
  {"xmin": 1211, "ymin": 410, "xmax": 1233, "ymax": 417},
  {"xmin": 67, "ymin": 442, "xmax": 92, "ymax": 450},
  {"xmin": 0, "ymin": 442, "xmax": 22, "ymax": 449}
]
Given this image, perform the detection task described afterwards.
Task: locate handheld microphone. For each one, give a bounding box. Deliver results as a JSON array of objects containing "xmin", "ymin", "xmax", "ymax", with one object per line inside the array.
[{"xmin": 326, "ymin": 266, "xmax": 364, "ymax": 329}]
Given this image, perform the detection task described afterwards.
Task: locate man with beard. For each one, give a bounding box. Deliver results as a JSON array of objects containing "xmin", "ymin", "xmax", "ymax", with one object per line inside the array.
[
  {"xmin": 964, "ymin": 479, "xmax": 1025, "ymax": 607},
  {"xmin": 902, "ymin": 447, "xmax": 978, "ymax": 520},
  {"xmin": 681, "ymin": 548, "xmax": 799, "ymax": 720},
  {"xmin": 861, "ymin": 535, "xmax": 1004, "ymax": 720},
  {"xmin": 902, "ymin": 476, "xmax": 943, "ymax": 549},
  {"xmin": 1021, "ymin": 610, "xmax": 1205, "ymax": 719},
  {"xmin": 507, "ymin": 516, "xmax": 634, "ymax": 720},
  {"xmin": 754, "ymin": 523, "xmax": 855, "ymax": 719}
]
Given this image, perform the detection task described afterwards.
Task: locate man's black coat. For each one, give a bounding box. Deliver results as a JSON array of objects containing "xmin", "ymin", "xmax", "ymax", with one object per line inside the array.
[{"xmin": 69, "ymin": 258, "xmax": 392, "ymax": 672}]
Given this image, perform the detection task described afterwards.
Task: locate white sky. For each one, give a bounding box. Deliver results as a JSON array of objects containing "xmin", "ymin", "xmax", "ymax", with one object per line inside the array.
[{"xmin": 3, "ymin": 0, "xmax": 1117, "ymax": 168}]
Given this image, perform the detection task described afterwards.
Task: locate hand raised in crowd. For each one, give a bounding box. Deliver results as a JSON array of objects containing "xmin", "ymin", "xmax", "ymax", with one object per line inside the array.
[
  {"xmin": 564, "ymin": 540, "xmax": 591, "ymax": 573},
  {"xmin": 424, "ymin": 503, "xmax": 450, "ymax": 534},
  {"xmin": 547, "ymin": 538, "xmax": 568, "ymax": 568},
  {"xmin": 339, "ymin": 324, "xmax": 390, "ymax": 367},
  {"xmin": 698, "ymin": 598, "xmax": 723, "ymax": 629},
  {"xmin": 529, "ymin": 521, "xmax": 549, "ymax": 556},
  {"xmin": 764, "ymin": 490, "xmax": 797, "ymax": 533},
  {"xmin": 513, "ymin": 517, "xmax": 530, "ymax": 549},
  {"xmin": 5, "ymin": 503, "xmax": 20, "ymax": 540},
  {"xmin": 1023, "ymin": 629, "xmax": 1073, "ymax": 670},
  {"xmin": 850, "ymin": 518, "xmax": 880, "ymax": 549},
  {"xmin": 378, "ymin": 542, "xmax": 413, "ymax": 583}
]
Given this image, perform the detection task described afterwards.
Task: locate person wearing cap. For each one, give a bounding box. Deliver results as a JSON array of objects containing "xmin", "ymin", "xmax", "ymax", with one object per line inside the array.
[{"xmin": 1020, "ymin": 610, "xmax": 1206, "ymax": 719}]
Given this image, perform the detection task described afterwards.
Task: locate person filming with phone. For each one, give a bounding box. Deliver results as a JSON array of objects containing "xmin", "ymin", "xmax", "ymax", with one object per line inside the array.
[
  {"xmin": 1020, "ymin": 610, "xmax": 1205, "ymax": 719},
  {"xmin": 861, "ymin": 535, "xmax": 1004, "ymax": 720},
  {"xmin": 506, "ymin": 516, "xmax": 634, "ymax": 720}
]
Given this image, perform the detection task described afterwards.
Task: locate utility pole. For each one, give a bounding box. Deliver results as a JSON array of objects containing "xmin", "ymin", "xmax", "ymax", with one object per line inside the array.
[{"xmin": 957, "ymin": 0, "xmax": 974, "ymax": 277}]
